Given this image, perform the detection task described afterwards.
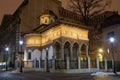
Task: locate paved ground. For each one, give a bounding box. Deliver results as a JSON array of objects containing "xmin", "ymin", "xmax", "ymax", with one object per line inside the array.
[{"xmin": 0, "ymin": 70, "xmax": 120, "ymax": 80}]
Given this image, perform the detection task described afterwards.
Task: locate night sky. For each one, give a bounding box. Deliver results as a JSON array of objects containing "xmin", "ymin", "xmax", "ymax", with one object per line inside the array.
[{"xmin": 0, "ymin": 0, "xmax": 120, "ymax": 24}]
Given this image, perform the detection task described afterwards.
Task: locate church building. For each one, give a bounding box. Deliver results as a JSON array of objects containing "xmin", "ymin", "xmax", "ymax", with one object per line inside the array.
[
  {"xmin": 19, "ymin": 0, "xmax": 112, "ymax": 73},
  {"xmin": 0, "ymin": 0, "xmax": 115, "ymax": 73}
]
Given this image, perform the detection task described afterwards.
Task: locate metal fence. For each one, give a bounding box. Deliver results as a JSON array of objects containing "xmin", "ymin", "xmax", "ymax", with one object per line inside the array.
[
  {"xmin": 55, "ymin": 60, "xmax": 66, "ymax": 69},
  {"xmin": 69, "ymin": 60, "xmax": 78, "ymax": 69}
]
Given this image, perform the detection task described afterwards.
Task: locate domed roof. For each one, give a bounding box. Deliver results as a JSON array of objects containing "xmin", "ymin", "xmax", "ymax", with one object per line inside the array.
[{"xmin": 40, "ymin": 10, "xmax": 57, "ymax": 18}]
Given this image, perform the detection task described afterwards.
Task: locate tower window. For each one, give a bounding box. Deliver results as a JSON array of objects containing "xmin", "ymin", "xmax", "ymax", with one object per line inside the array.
[{"xmin": 45, "ymin": 19, "xmax": 47, "ymax": 23}]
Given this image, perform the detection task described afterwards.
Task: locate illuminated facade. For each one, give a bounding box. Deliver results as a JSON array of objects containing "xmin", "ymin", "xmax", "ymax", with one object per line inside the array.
[
  {"xmin": 23, "ymin": 10, "xmax": 90, "ymax": 72},
  {"xmin": 0, "ymin": 0, "xmax": 116, "ymax": 73},
  {"xmin": 0, "ymin": 0, "xmax": 119, "ymax": 73},
  {"xmin": 22, "ymin": 4, "xmax": 111, "ymax": 72}
]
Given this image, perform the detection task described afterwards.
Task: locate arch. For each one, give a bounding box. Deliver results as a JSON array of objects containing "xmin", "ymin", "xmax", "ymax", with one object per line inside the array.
[
  {"xmin": 48, "ymin": 46, "xmax": 53, "ymax": 59},
  {"xmin": 80, "ymin": 44, "xmax": 88, "ymax": 68},
  {"xmin": 80, "ymin": 44, "xmax": 87, "ymax": 60},
  {"xmin": 27, "ymin": 49, "xmax": 32, "ymax": 60},
  {"xmin": 63, "ymin": 40, "xmax": 71, "ymax": 46},
  {"xmin": 64, "ymin": 41, "xmax": 71, "ymax": 60},
  {"xmin": 80, "ymin": 43, "xmax": 89, "ymax": 56},
  {"xmin": 54, "ymin": 42, "xmax": 61, "ymax": 59},
  {"xmin": 72, "ymin": 43, "xmax": 79, "ymax": 60},
  {"xmin": 31, "ymin": 49, "xmax": 41, "ymax": 60},
  {"xmin": 53, "ymin": 41, "xmax": 61, "ymax": 45}
]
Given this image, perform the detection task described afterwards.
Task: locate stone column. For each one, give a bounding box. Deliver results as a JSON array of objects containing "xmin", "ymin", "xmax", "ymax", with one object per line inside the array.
[
  {"xmin": 112, "ymin": 59, "xmax": 114, "ymax": 70},
  {"xmin": 104, "ymin": 58, "xmax": 107, "ymax": 71},
  {"xmin": 52, "ymin": 47, "xmax": 55, "ymax": 71},
  {"xmin": 39, "ymin": 51, "xmax": 42, "ymax": 69},
  {"xmin": 33, "ymin": 59, "xmax": 36, "ymax": 70},
  {"xmin": 78, "ymin": 57, "xmax": 81, "ymax": 69},
  {"xmin": 52, "ymin": 57, "xmax": 55, "ymax": 71},
  {"xmin": 61, "ymin": 44, "xmax": 64, "ymax": 60},
  {"xmin": 88, "ymin": 56, "xmax": 91, "ymax": 70},
  {"xmin": 39, "ymin": 57, "xmax": 41, "ymax": 69},
  {"xmin": 96, "ymin": 57, "xmax": 100, "ymax": 71},
  {"xmin": 45, "ymin": 52, "xmax": 47, "ymax": 71},
  {"xmin": 66, "ymin": 57, "xmax": 70, "ymax": 70},
  {"xmin": 69, "ymin": 46, "xmax": 72, "ymax": 69}
]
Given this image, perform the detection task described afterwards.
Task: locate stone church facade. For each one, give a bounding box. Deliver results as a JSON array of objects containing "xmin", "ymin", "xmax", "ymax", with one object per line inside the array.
[
  {"xmin": 17, "ymin": 0, "xmax": 112, "ymax": 73},
  {"xmin": 0, "ymin": 0, "xmax": 117, "ymax": 73}
]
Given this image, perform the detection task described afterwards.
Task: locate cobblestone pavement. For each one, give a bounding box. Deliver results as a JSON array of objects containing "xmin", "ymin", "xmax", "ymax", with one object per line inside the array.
[{"xmin": 0, "ymin": 71, "xmax": 120, "ymax": 80}]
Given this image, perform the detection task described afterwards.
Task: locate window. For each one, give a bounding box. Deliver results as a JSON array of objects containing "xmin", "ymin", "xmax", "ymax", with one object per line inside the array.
[
  {"xmin": 28, "ymin": 52, "xmax": 31, "ymax": 60},
  {"xmin": 45, "ymin": 19, "xmax": 47, "ymax": 23},
  {"xmin": 107, "ymin": 31, "xmax": 114, "ymax": 39}
]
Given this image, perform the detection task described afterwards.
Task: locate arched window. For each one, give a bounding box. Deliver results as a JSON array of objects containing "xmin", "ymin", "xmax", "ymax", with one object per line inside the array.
[
  {"xmin": 64, "ymin": 42, "xmax": 71, "ymax": 60},
  {"xmin": 55, "ymin": 42, "xmax": 61, "ymax": 59},
  {"xmin": 72, "ymin": 43, "xmax": 79, "ymax": 60},
  {"xmin": 45, "ymin": 19, "xmax": 47, "ymax": 23},
  {"xmin": 28, "ymin": 52, "xmax": 31, "ymax": 60},
  {"xmin": 80, "ymin": 44, "xmax": 88, "ymax": 68}
]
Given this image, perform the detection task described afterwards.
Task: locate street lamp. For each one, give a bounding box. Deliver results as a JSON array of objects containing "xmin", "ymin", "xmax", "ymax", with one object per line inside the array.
[
  {"xmin": 109, "ymin": 37, "xmax": 117, "ymax": 75},
  {"xmin": 5, "ymin": 47, "xmax": 9, "ymax": 71},
  {"xmin": 19, "ymin": 40, "xmax": 23, "ymax": 73},
  {"xmin": 46, "ymin": 48, "xmax": 49, "ymax": 72}
]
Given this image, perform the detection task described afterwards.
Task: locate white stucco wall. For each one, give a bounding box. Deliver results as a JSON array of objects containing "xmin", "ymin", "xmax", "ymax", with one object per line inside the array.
[
  {"xmin": 48, "ymin": 46, "xmax": 53, "ymax": 59},
  {"xmin": 31, "ymin": 49, "xmax": 41, "ymax": 60},
  {"xmin": 24, "ymin": 45, "xmax": 54, "ymax": 61},
  {"xmin": 41, "ymin": 49, "xmax": 46, "ymax": 60}
]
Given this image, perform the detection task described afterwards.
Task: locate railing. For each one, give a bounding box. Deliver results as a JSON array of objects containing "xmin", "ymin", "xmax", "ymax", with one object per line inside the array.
[
  {"xmin": 55, "ymin": 59, "xmax": 66, "ymax": 69},
  {"xmin": 40, "ymin": 60, "xmax": 45, "ymax": 68},
  {"xmin": 81, "ymin": 60, "xmax": 88, "ymax": 68},
  {"xmin": 69, "ymin": 60, "xmax": 78, "ymax": 69},
  {"xmin": 91, "ymin": 60, "xmax": 97, "ymax": 68},
  {"xmin": 59, "ymin": 7, "xmax": 82, "ymax": 23},
  {"xmin": 49, "ymin": 59, "xmax": 52, "ymax": 68},
  {"xmin": 36, "ymin": 60, "xmax": 39, "ymax": 68},
  {"xmin": 99, "ymin": 61, "xmax": 105, "ymax": 69},
  {"xmin": 107, "ymin": 61, "xmax": 112, "ymax": 69}
]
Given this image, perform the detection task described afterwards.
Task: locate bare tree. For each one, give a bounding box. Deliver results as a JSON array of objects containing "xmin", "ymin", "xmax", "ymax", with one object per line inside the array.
[{"xmin": 69, "ymin": 0, "xmax": 111, "ymax": 25}]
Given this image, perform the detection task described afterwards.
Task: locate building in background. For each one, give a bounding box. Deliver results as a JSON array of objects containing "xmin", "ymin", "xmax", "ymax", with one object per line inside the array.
[{"xmin": 101, "ymin": 14, "xmax": 120, "ymax": 71}]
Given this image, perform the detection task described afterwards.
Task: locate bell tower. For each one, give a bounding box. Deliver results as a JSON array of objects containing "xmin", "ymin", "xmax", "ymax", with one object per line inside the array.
[{"xmin": 39, "ymin": 10, "xmax": 57, "ymax": 25}]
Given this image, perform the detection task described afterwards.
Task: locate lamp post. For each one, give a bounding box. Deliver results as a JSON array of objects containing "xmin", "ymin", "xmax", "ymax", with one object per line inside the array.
[
  {"xmin": 46, "ymin": 48, "xmax": 49, "ymax": 72},
  {"xmin": 19, "ymin": 40, "xmax": 23, "ymax": 73},
  {"xmin": 5, "ymin": 47, "xmax": 9, "ymax": 71},
  {"xmin": 109, "ymin": 37, "xmax": 117, "ymax": 74}
]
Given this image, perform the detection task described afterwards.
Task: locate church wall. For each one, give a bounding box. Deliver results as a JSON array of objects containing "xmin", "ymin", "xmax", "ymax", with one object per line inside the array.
[
  {"xmin": 48, "ymin": 46, "xmax": 54, "ymax": 59},
  {"xmin": 31, "ymin": 49, "xmax": 41, "ymax": 61},
  {"xmin": 41, "ymin": 49, "xmax": 46, "ymax": 60},
  {"xmin": 24, "ymin": 24, "xmax": 89, "ymax": 48}
]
